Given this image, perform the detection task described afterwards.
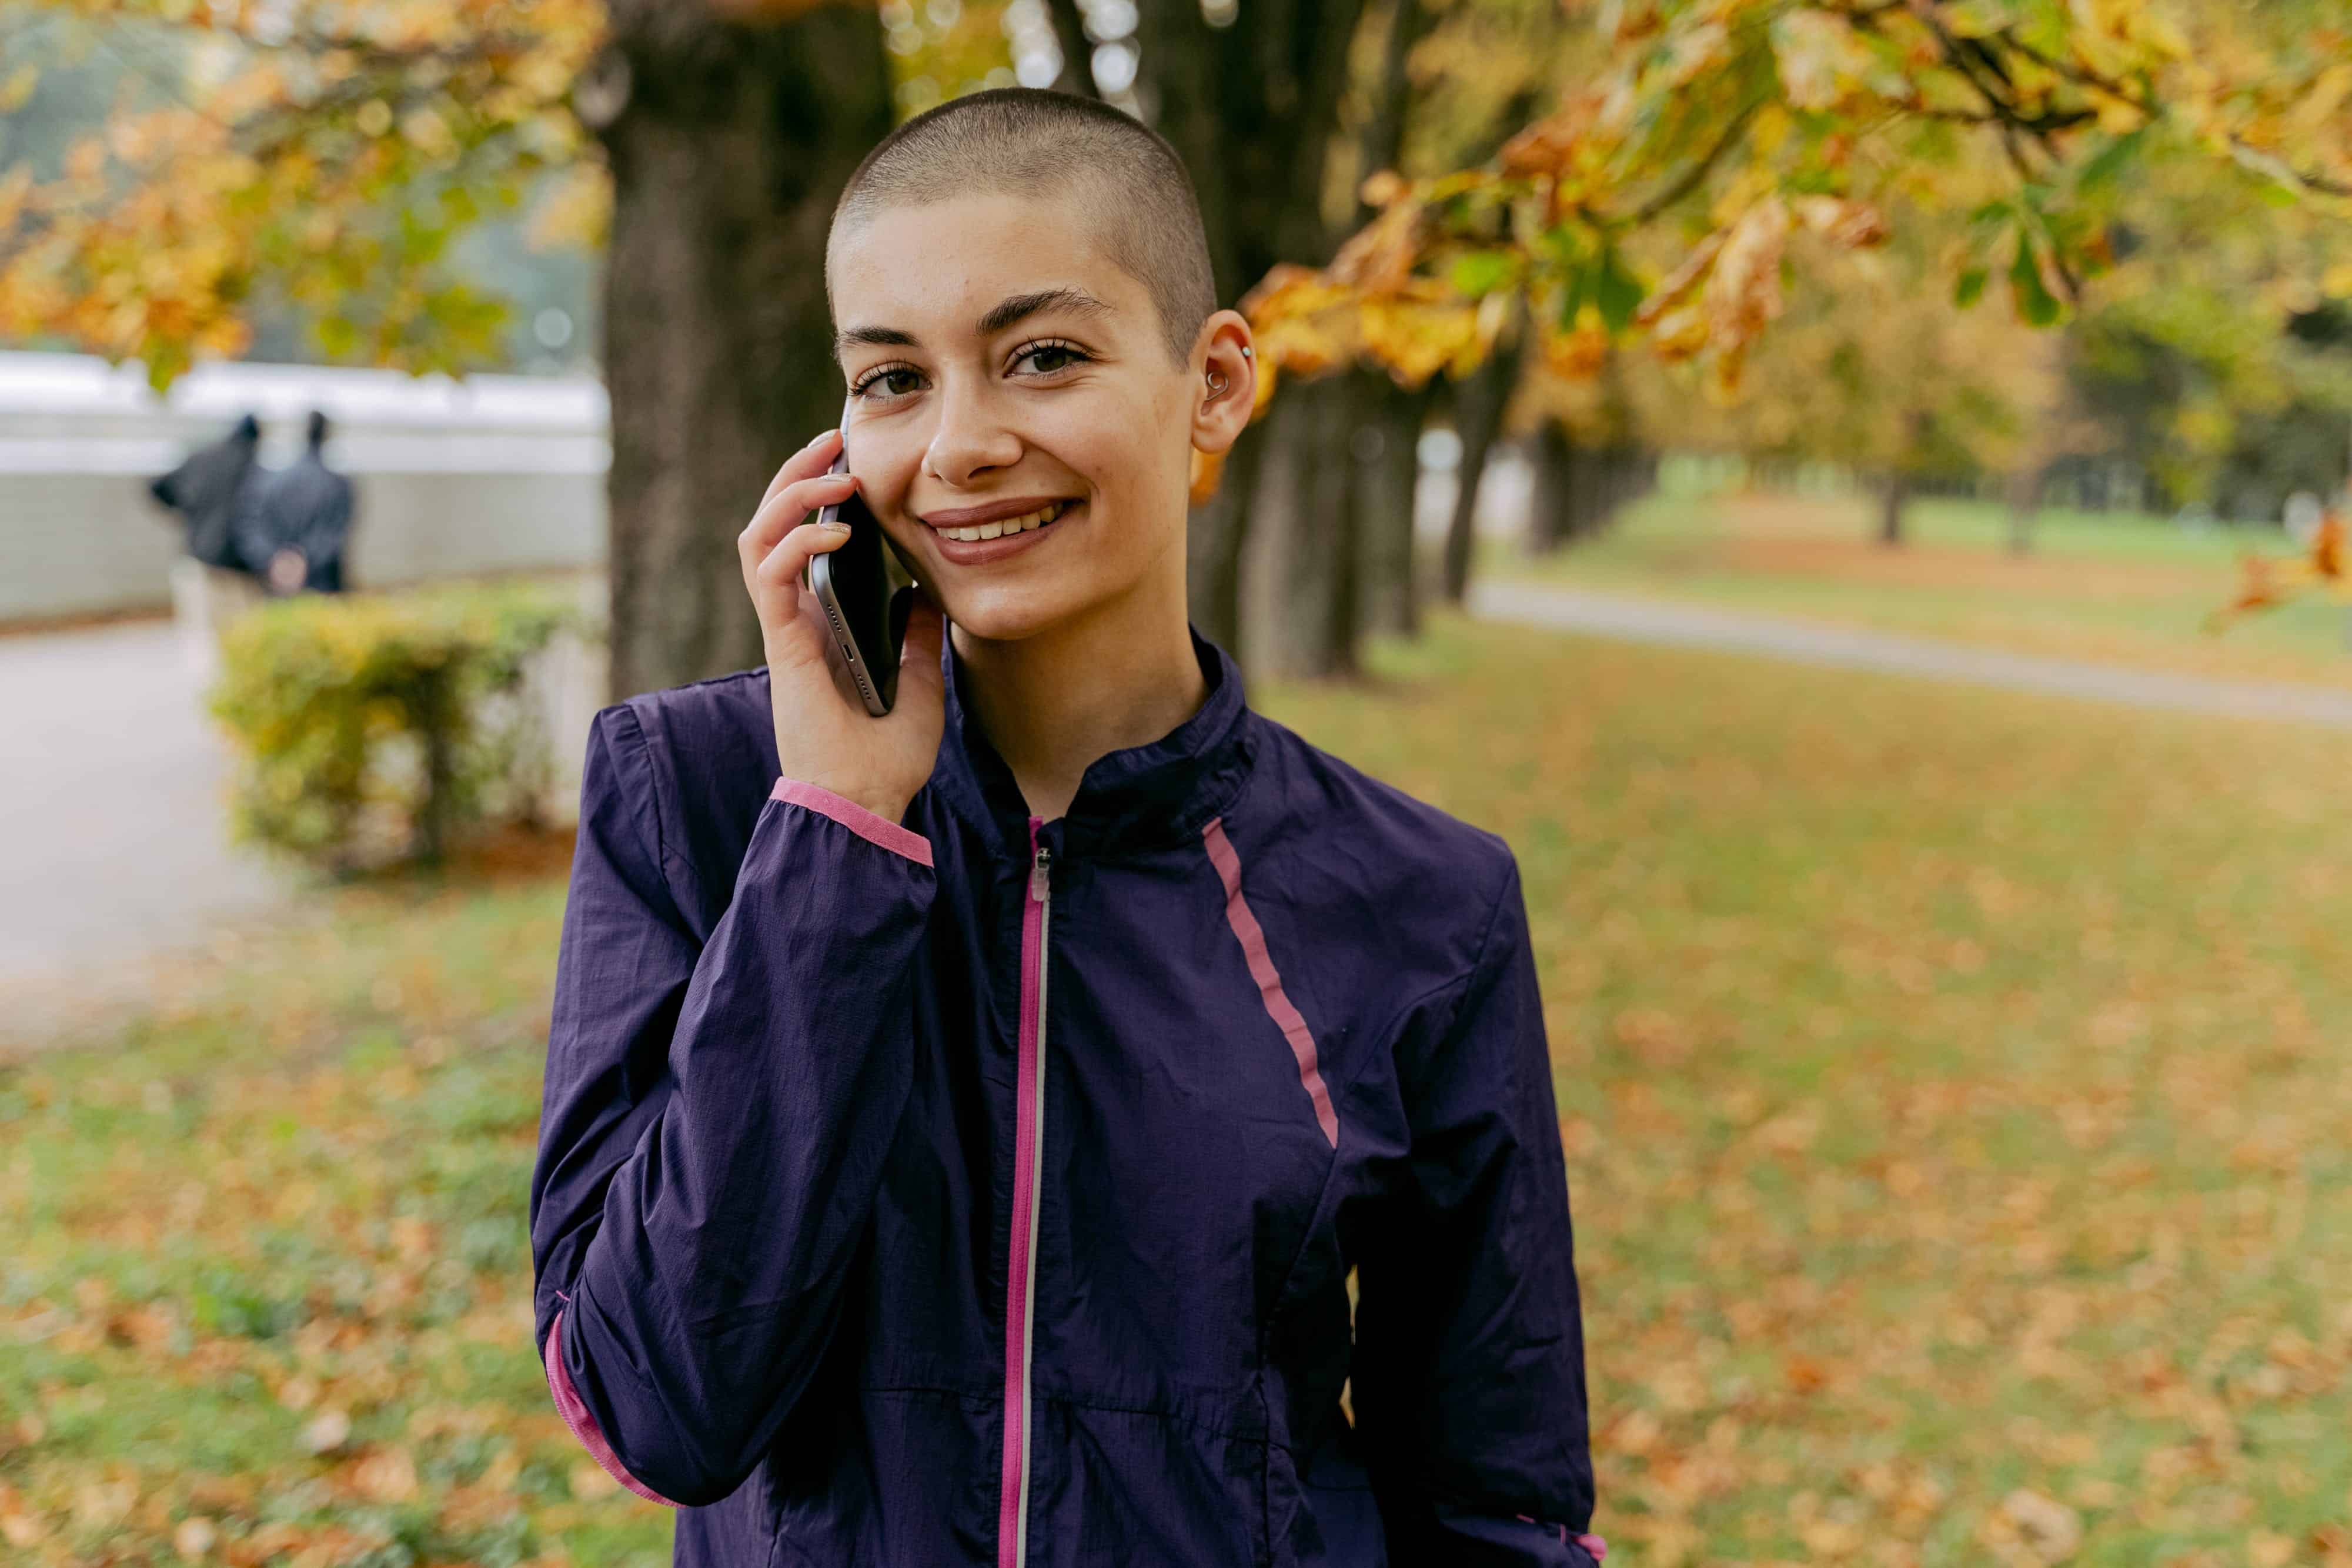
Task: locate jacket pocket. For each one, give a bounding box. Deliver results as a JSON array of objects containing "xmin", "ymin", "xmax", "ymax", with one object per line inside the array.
[
  {"xmin": 1267, "ymin": 1424, "xmax": 1387, "ymax": 1568},
  {"xmin": 1038, "ymin": 1398, "xmax": 1269, "ymax": 1568}
]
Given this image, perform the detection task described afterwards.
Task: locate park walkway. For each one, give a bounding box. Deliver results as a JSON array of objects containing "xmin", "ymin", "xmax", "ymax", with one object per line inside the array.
[
  {"xmin": 0, "ymin": 618, "xmax": 293, "ymax": 1048},
  {"xmin": 1469, "ymin": 580, "xmax": 2352, "ymax": 731}
]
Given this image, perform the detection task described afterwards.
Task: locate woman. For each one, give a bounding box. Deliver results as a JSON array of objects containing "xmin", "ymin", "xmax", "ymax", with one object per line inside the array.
[{"xmin": 530, "ymin": 88, "xmax": 1602, "ymax": 1567}]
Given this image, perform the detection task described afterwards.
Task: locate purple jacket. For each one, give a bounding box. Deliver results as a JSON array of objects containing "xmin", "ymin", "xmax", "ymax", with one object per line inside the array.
[{"xmin": 529, "ymin": 623, "xmax": 1598, "ymax": 1566}]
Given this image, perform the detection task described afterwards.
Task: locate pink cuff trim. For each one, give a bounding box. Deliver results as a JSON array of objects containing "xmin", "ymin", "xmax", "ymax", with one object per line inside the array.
[
  {"xmin": 1514, "ymin": 1514, "xmax": 1608, "ymax": 1559},
  {"xmin": 770, "ymin": 777, "xmax": 933, "ymax": 867},
  {"xmin": 545, "ymin": 1304, "xmax": 682, "ymax": 1508}
]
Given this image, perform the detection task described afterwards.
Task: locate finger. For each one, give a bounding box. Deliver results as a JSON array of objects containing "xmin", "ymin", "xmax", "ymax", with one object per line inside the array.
[
  {"xmin": 737, "ymin": 471, "xmax": 857, "ymax": 588},
  {"xmin": 743, "ymin": 469, "xmax": 857, "ymax": 553},
  {"xmin": 753, "ymin": 517, "xmax": 856, "ymax": 601},
  {"xmin": 756, "ymin": 427, "xmax": 842, "ymax": 513}
]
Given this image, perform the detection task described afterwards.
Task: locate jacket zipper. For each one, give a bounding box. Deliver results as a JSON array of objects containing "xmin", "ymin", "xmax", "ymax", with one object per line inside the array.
[{"xmin": 1000, "ymin": 824, "xmax": 1052, "ymax": 1568}]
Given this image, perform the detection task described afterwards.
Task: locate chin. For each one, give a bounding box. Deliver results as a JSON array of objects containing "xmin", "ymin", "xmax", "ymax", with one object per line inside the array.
[{"xmin": 934, "ymin": 584, "xmax": 1106, "ymax": 644}]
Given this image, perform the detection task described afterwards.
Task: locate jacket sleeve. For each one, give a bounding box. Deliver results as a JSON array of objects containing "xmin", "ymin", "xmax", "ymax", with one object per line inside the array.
[
  {"xmin": 1354, "ymin": 854, "xmax": 1601, "ymax": 1567},
  {"xmin": 527, "ymin": 703, "xmax": 937, "ymax": 1508}
]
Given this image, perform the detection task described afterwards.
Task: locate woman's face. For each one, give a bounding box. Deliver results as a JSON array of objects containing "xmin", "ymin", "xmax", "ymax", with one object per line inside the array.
[{"xmin": 826, "ymin": 190, "xmax": 1246, "ymax": 641}]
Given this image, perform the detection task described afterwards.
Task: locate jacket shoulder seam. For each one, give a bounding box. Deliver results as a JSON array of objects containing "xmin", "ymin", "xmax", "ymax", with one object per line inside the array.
[
  {"xmin": 1318, "ymin": 851, "xmax": 1516, "ymax": 1115},
  {"xmin": 606, "ymin": 701, "xmax": 693, "ymax": 921},
  {"xmin": 1440, "ymin": 854, "xmax": 1521, "ymax": 1045}
]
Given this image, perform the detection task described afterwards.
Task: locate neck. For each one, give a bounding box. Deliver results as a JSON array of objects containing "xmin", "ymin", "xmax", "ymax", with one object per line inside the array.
[{"xmin": 953, "ymin": 574, "xmax": 1207, "ymax": 823}]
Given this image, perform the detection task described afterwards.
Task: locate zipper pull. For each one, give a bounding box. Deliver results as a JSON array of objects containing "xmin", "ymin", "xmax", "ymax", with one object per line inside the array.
[{"xmin": 1029, "ymin": 844, "xmax": 1052, "ymax": 901}]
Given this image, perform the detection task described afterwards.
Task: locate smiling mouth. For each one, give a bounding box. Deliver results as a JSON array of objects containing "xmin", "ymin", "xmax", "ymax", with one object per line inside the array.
[{"xmin": 930, "ymin": 499, "xmax": 1075, "ymax": 543}]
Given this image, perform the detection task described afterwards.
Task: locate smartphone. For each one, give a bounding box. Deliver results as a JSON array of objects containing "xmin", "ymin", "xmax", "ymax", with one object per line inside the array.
[{"xmin": 806, "ymin": 445, "xmax": 920, "ymax": 716}]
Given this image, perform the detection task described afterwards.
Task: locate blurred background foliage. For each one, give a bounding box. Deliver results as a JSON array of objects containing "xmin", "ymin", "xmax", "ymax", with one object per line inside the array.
[
  {"xmin": 207, "ymin": 580, "xmax": 588, "ymax": 875},
  {"xmin": 4, "ymin": 0, "xmax": 2347, "ymax": 693}
]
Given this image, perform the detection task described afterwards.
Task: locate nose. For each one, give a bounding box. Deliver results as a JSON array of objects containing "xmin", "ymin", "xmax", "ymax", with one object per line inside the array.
[{"xmin": 923, "ymin": 375, "xmax": 1023, "ymax": 489}]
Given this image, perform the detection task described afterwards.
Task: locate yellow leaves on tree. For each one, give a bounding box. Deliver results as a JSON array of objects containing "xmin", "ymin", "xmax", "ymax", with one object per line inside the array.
[
  {"xmin": 1225, "ymin": 0, "xmax": 2350, "ymax": 450},
  {"xmin": 0, "ymin": 0, "xmax": 604, "ymax": 390}
]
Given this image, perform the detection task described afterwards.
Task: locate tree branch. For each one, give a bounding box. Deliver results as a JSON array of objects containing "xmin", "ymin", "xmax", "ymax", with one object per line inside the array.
[{"xmin": 1621, "ymin": 95, "xmax": 1761, "ymax": 225}]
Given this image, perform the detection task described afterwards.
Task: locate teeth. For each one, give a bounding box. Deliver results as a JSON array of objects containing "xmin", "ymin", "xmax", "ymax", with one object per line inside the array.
[{"xmin": 938, "ymin": 500, "xmax": 1068, "ymax": 543}]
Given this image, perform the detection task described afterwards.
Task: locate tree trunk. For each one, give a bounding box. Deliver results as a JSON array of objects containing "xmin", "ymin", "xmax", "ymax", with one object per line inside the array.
[
  {"xmin": 1136, "ymin": 0, "xmax": 1374, "ymax": 678},
  {"xmin": 1187, "ymin": 432, "xmax": 1262, "ymax": 654},
  {"xmin": 1879, "ymin": 470, "xmax": 1910, "ymax": 546},
  {"xmin": 1442, "ymin": 318, "xmax": 1525, "ymax": 603},
  {"xmin": 2005, "ymin": 466, "xmax": 2044, "ymax": 557},
  {"xmin": 1526, "ymin": 420, "xmax": 1574, "ymax": 553},
  {"xmin": 1362, "ymin": 376, "xmax": 1439, "ymax": 637},
  {"xmin": 1242, "ymin": 375, "xmax": 1359, "ymax": 678},
  {"xmin": 1044, "ymin": 0, "xmax": 1096, "ymax": 96},
  {"xmin": 592, "ymin": 4, "xmax": 892, "ymax": 702}
]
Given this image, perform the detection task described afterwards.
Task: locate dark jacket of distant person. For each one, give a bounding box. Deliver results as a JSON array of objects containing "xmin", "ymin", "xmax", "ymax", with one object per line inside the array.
[
  {"xmin": 245, "ymin": 410, "xmax": 356, "ymax": 593},
  {"xmin": 147, "ymin": 413, "xmax": 265, "ymax": 574}
]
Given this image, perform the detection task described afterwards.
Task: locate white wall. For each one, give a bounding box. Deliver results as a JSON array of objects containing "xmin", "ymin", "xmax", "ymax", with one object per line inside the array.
[{"xmin": 1, "ymin": 350, "xmax": 610, "ymax": 622}]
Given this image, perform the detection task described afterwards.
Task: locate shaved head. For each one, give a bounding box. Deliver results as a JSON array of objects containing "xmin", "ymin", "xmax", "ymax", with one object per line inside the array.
[{"xmin": 828, "ymin": 88, "xmax": 1217, "ymax": 367}]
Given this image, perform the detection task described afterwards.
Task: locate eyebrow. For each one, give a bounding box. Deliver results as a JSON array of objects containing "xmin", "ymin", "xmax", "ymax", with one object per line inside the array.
[{"xmin": 833, "ymin": 287, "xmax": 1116, "ymax": 359}]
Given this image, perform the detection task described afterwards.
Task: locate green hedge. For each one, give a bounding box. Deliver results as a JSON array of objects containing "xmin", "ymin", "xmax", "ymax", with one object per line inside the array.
[{"xmin": 206, "ymin": 580, "xmax": 593, "ymax": 875}]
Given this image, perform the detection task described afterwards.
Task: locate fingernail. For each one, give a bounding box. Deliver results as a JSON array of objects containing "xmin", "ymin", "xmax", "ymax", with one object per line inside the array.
[{"xmin": 820, "ymin": 519, "xmax": 852, "ymax": 531}]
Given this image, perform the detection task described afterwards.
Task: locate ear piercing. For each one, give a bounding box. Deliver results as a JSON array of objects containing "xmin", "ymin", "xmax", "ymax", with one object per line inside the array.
[{"xmin": 1209, "ymin": 346, "xmax": 1252, "ymax": 394}]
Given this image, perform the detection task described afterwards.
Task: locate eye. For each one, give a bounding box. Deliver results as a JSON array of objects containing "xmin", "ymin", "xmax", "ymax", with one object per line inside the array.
[
  {"xmin": 1010, "ymin": 339, "xmax": 1093, "ymax": 378},
  {"xmin": 850, "ymin": 362, "xmax": 924, "ymax": 402}
]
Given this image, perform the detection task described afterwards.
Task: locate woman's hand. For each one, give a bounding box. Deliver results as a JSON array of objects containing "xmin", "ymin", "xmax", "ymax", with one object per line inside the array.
[{"xmin": 737, "ymin": 426, "xmax": 947, "ymax": 825}]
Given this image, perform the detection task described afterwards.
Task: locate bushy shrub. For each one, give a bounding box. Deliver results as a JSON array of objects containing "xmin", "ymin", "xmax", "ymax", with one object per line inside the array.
[{"xmin": 206, "ymin": 580, "xmax": 592, "ymax": 874}]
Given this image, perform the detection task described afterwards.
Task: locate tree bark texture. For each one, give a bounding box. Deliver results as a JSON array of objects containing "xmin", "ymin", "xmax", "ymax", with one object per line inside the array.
[
  {"xmin": 1362, "ymin": 376, "xmax": 1441, "ymax": 638},
  {"xmin": 1242, "ymin": 374, "xmax": 1364, "ymax": 678},
  {"xmin": 594, "ymin": 2, "xmax": 893, "ymax": 701}
]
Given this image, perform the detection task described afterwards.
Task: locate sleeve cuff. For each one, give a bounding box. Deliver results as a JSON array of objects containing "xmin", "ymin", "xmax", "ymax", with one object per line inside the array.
[
  {"xmin": 770, "ymin": 777, "xmax": 934, "ymax": 868},
  {"xmin": 544, "ymin": 1301, "xmax": 682, "ymax": 1509}
]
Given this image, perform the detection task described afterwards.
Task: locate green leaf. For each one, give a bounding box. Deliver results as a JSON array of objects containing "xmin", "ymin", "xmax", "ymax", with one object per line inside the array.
[
  {"xmin": 2009, "ymin": 234, "xmax": 2062, "ymax": 327},
  {"xmin": 1558, "ymin": 262, "xmax": 1593, "ymax": 330},
  {"xmin": 2076, "ymin": 128, "xmax": 2144, "ymax": 191},
  {"xmin": 1954, "ymin": 266, "xmax": 1988, "ymax": 309},
  {"xmin": 1967, "ymin": 199, "xmax": 2013, "ymax": 231},
  {"xmin": 1449, "ymin": 251, "xmax": 1518, "ymax": 298},
  {"xmin": 1594, "ymin": 249, "xmax": 1645, "ymax": 333}
]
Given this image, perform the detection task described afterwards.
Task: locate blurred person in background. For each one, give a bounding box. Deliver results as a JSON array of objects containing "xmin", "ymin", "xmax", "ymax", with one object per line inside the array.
[
  {"xmin": 148, "ymin": 411, "xmax": 267, "ymax": 579},
  {"xmin": 150, "ymin": 412, "xmax": 272, "ymax": 673},
  {"xmin": 242, "ymin": 409, "xmax": 357, "ymax": 596}
]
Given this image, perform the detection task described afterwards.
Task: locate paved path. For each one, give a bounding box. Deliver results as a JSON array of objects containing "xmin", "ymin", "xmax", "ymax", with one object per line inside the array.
[
  {"xmin": 0, "ymin": 619, "xmax": 295, "ymax": 1046},
  {"xmin": 1469, "ymin": 580, "xmax": 2352, "ymax": 731}
]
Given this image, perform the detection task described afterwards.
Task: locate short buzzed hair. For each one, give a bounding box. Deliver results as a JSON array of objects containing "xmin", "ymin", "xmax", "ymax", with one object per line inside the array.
[{"xmin": 828, "ymin": 88, "xmax": 1217, "ymax": 368}]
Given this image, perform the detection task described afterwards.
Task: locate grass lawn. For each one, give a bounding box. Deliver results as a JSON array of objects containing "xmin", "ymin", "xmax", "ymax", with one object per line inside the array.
[
  {"xmin": 6, "ymin": 610, "xmax": 2351, "ymax": 1566},
  {"xmin": 1483, "ymin": 489, "xmax": 2352, "ymax": 691}
]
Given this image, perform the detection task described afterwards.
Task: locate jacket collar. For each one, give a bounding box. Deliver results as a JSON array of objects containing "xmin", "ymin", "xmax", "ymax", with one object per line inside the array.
[{"xmin": 933, "ymin": 619, "xmax": 1257, "ymax": 862}]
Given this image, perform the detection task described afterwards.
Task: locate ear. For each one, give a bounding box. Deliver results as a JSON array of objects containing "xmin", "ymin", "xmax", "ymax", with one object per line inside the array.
[{"xmin": 1188, "ymin": 309, "xmax": 1258, "ymax": 459}]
